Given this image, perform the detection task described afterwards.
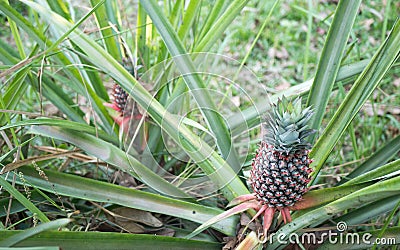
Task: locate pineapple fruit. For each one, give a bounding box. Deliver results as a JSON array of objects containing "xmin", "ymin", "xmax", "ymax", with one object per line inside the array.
[
  {"xmin": 223, "ymin": 96, "xmax": 315, "ymax": 237},
  {"xmin": 250, "ymin": 96, "xmax": 314, "ymax": 210},
  {"xmin": 248, "ymin": 96, "xmax": 314, "ymax": 233},
  {"xmin": 112, "ymin": 84, "xmax": 130, "ymax": 115}
]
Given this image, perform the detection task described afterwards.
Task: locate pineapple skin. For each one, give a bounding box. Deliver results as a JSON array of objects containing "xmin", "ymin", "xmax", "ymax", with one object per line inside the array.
[
  {"xmin": 250, "ymin": 96, "xmax": 315, "ymax": 209},
  {"xmin": 113, "ymin": 84, "xmax": 129, "ymax": 114},
  {"xmin": 250, "ymin": 141, "xmax": 312, "ymax": 208}
]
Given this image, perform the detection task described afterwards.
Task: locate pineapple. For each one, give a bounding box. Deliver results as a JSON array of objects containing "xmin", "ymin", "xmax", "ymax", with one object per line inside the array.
[
  {"xmin": 112, "ymin": 58, "xmax": 137, "ymax": 118},
  {"xmin": 247, "ymin": 96, "xmax": 315, "ymax": 233},
  {"xmin": 186, "ymin": 96, "xmax": 315, "ymax": 240},
  {"xmin": 106, "ymin": 58, "xmax": 143, "ymax": 123},
  {"xmin": 250, "ymin": 96, "xmax": 314, "ymax": 209},
  {"xmin": 113, "ymin": 84, "xmax": 129, "ymax": 115}
]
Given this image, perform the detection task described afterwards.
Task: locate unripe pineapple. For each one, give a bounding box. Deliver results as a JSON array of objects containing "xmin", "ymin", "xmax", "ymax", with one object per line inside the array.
[
  {"xmin": 250, "ymin": 96, "xmax": 315, "ymax": 210},
  {"xmin": 113, "ymin": 84, "xmax": 129, "ymax": 115},
  {"xmin": 110, "ymin": 59, "xmax": 142, "ymax": 119}
]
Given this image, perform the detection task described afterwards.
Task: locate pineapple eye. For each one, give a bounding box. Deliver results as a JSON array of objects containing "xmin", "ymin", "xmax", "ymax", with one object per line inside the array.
[
  {"xmin": 280, "ymin": 169, "xmax": 289, "ymax": 176},
  {"xmin": 269, "ymin": 185, "xmax": 278, "ymax": 191},
  {"xmin": 284, "ymin": 200, "xmax": 293, "ymax": 206},
  {"xmin": 291, "ymin": 171, "xmax": 300, "ymax": 177},
  {"xmin": 278, "ymin": 160, "xmax": 286, "ymax": 168},
  {"xmin": 266, "ymin": 192, "xmax": 274, "ymax": 198},
  {"xmin": 275, "ymin": 178, "xmax": 283, "ymax": 185},
  {"xmin": 271, "ymin": 171, "xmax": 279, "ymax": 178}
]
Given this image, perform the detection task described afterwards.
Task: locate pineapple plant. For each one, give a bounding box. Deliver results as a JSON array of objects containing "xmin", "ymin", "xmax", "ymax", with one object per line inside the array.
[
  {"xmin": 104, "ymin": 60, "xmax": 148, "ymax": 153},
  {"xmin": 249, "ymin": 96, "xmax": 315, "ymax": 232},
  {"xmin": 190, "ymin": 96, "xmax": 316, "ymax": 239},
  {"xmin": 187, "ymin": 96, "xmax": 316, "ymax": 240}
]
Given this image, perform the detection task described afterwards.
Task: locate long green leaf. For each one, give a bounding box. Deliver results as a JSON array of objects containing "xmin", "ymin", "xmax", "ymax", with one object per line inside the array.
[
  {"xmin": 177, "ymin": 0, "xmax": 201, "ymax": 40},
  {"xmin": 306, "ymin": 0, "xmax": 361, "ymax": 142},
  {"xmin": 338, "ymin": 134, "xmax": 400, "ymax": 184},
  {"xmin": 197, "ymin": 0, "xmax": 227, "ymax": 41},
  {"xmin": 0, "ymin": 246, "xmax": 58, "ymax": 250},
  {"xmin": 310, "ymin": 19, "xmax": 400, "ymax": 179},
  {"xmin": 135, "ymin": 2, "xmax": 150, "ymax": 69},
  {"xmin": 292, "ymin": 182, "xmax": 370, "ymax": 213},
  {"xmin": 0, "ymin": 68, "xmax": 29, "ymax": 126},
  {"xmin": 90, "ymin": 0, "xmax": 120, "ymax": 60},
  {"xmin": 0, "ymin": 118, "xmax": 118, "ymax": 145},
  {"xmin": 6, "ymin": 166, "xmax": 237, "ymax": 236},
  {"xmin": 343, "ymin": 159, "xmax": 400, "ymax": 186},
  {"xmin": 0, "ymin": 231, "xmax": 221, "ymax": 250},
  {"xmin": 0, "ymin": 219, "xmax": 71, "ymax": 247},
  {"xmin": 47, "ymin": 0, "xmax": 71, "ymax": 21},
  {"xmin": 267, "ymin": 175, "xmax": 400, "ymax": 249},
  {"xmin": 104, "ymin": 0, "xmax": 120, "ymax": 31},
  {"xmin": 195, "ymin": 0, "xmax": 249, "ymax": 52},
  {"xmin": 30, "ymin": 125, "xmax": 190, "ymax": 199},
  {"xmin": 335, "ymin": 195, "xmax": 400, "ymax": 226}
]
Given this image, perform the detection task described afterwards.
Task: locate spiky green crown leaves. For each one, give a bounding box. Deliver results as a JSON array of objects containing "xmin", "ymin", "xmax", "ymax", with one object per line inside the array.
[{"xmin": 263, "ymin": 96, "xmax": 315, "ymax": 153}]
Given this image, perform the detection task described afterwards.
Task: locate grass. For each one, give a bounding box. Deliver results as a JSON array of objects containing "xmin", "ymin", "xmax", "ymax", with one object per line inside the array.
[{"xmin": 0, "ymin": 0, "xmax": 399, "ymax": 249}]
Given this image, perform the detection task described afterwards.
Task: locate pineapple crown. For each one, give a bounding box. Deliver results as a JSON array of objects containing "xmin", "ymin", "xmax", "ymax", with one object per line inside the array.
[{"xmin": 263, "ymin": 96, "xmax": 315, "ymax": 154}]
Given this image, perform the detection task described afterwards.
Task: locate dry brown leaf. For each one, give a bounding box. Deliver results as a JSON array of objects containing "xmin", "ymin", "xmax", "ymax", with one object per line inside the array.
[
  {"xmin": 111, "ymin": 207, "xmax": 163, "ymax": 227},
  {"xmin": 1, "ymin": 148, "xmax": 82, "ymax": 174},
  {"xmin": 106, "ymin": 212, "xmax": 146, "ymax": 233},
  {"xmin": 362, "ymin": 18, "xmax": 374, "ymax": 30},
  {"xmin": 112, "ymin": 171, "xmax": 138, "ymax": 188},
  {"xmin": 240, "ymin": 213, "xmax": 250, "ymax": 226},
  {"xmin": 155, "ymin": 228, "xmax": 175, "ymax": 237},
  {"xmin": 276, "ymin": 47, "xmax": 289, "ymax": 59}
]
